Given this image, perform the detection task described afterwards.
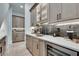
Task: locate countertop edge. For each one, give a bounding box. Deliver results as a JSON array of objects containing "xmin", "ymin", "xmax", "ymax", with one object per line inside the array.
[{"xmin": 26, "ymin": 33, "xmax": 79, "ymax": 52}]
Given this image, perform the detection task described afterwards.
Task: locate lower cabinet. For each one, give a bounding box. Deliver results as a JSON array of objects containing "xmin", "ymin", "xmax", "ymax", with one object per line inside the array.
[
  {"xmin": 32, "ymin": 38, "xmax": 39, "ymax": 56},
  {"xmin": 26, "ymin": 35, "xmax": 46, "ymax": 56},
  {"xmin": 26, "ymin": 35, "xmax": 32, "ymax": 53},
  {"xmin": 39, "ymin": 40, "xmax": 47, "ymax": 56},
  {"xmin": 46, "ymin": 42, "xmax": 78, "ymax": 56},
  {"xmin": 12, "ymin": 29, "xmax": 24, "ymax": 43},
  {"xmin": 26, "ymin": 34, "xmax": 79, "ymax": 56},
  {"xmin": 0, "ymin": 36, "xmax": 6, "ymax": 56}
]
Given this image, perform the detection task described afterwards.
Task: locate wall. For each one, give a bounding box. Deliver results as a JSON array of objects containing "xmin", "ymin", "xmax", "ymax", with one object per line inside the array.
[
  {"xmin": 0, "ymin": 4, "xmax": 9, "ymax": 28},
  {"xmin": 25, "ymin": 3, "xmax": 34, "ymax": 45},
  {"xmin": 6, "ymin": 8, "xmax": 12, "ymax": 48},
  {"xmin": 0, "ymin": 4, "xmax": 12, "ymax": 48},
  {"xmin": 25, "ymin": 3, "xmax": 34, "ymax": 34},
  {"xmin": 0, "ymin": 20, "xmax": 7, "ymax": 39},
  {"xmin": 12, "ymin": 11, "xmax": 25, "ymax": 17}
]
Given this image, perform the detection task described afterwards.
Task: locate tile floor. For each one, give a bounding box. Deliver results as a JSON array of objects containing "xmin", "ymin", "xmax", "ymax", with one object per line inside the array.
[{"xmin": 4, "ymin": 41, "xmax": 32, "ymax": 56}]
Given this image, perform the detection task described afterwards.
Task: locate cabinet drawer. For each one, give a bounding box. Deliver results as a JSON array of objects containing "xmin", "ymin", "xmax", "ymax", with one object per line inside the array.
[{"xmin": 47, "ymin": 42, "xmax": 77, "ymax": 56}]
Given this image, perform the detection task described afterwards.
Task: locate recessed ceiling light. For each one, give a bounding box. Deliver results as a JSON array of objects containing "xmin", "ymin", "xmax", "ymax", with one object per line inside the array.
[{"xmin": 20, "ymin": 5, "xmax": 23, "ymax": 8}]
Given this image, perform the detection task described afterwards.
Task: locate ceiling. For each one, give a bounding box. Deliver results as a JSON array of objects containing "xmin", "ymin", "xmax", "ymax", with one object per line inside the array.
[{"xmin": 10, "ymin": 3, "xmax": 25, "ymax": 16}]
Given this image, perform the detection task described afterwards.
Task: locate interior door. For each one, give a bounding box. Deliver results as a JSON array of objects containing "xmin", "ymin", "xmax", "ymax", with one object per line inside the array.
[
  {"xmin": 16, "ymin": 16, "xmax": 24, "ymax": 28},
  {"xmin": 15, "ymin": 30, "xmax": 24, "ymax": 42}
]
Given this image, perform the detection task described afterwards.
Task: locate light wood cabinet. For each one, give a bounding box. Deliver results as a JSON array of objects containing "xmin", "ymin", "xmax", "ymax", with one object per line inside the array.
[
  {"xmin": 26, "ymin": 34, "xmax": 46, "ymax": 56},
  {"xmin": 31, "ymin": 7, "xmax": 37, "ymax": 26},
  {"xmin": 26, "ymin": 35, "xmax": 29, "ymax": 49},
  {"xmin": 12, "ymin": 15, "xmax": 24, "ymax": 28},
  {"xmin": 39, "ymin": 40, "xmax": 47, "ymax": 56},
  {"xmin": 12, "ymin": 30, "xmax": 16, "ymax": 42},
  {"xmin": 16, "ymin": 16, "xmax": 24, "ymax": 28},
  {"xmin": 61, "ymin": 3, "xmax": 77, "ymax": 21},
  {"xmin": 31, "ymin": 3, "xmax": 79, "ymax": 24},
  {"xmin": 12, "ymin": 15, "xmax": 17, "ymax": 28},
  {"xmin": 32, "ymin": 37, "xmax": 39, "ymax": 56},
  {"xmin": 26, "ymin": 35, "xmax": 33, "ymax": 54},
  {"xmin": 12, "ymin": 15, "xmax": 25, "ymax": 43},
  {"xmin": 49, "ymin": 3, "xmax": 62, "ymax": 23},
  {"xmin": 12, "ymin": 30, "xmax": 24, "ymax": 43},
  {"xmin": 76, "ymin": 4, "xmax": 79, "ymax": 18},
  {"xmin": 30, "ymin": 3, "xmax": 48, "ymax": 26},
  {"xmin": 36, "ymin": 4, "xmax": 41, "ymax": 23},
  {"xmin": 15, "ymin": 30, "xmax": 24, "ymax": 42},
  {"xmin": 40, "ymin": 3, "xmax": 48, "ymax": 23}
]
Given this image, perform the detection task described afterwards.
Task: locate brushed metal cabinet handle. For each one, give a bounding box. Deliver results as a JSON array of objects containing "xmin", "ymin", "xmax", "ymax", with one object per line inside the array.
[
  {"xmin": 37, "ymin": 44, "xmax": 39, "ymax": 49},
  {"xmin": 59, "ymin": 13, "xmax": 61, "ymax": 19},
  {"xmin": 57, "ymin": 14, "xmax": 59, "ymax": 20}
]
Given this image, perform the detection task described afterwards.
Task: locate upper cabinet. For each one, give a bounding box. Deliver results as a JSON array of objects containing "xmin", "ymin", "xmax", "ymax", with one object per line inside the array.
[
  {"xmin": 61, "ymin": 3, "xmax": 77, "ymax": 21},
  {"xmin": 36, "ymin": 4, "xmax": 41, "ymax": 23},
  {"xmin": 49, "ymin": 3, "xmax": 62, "ymax": 23},
  {"xmin": 30, "ymin": 3, "xmax": 79, "ymax": 25},
  {"xmin": 12, "ymin": 15, "xmax": 24, "ymax": 28},
  {"xmin": 30, "ymin": 7, "xmax": 37, "ymax": 26},
  {"xmin": 40, "ymin": 3, "xmax": 48, "ymax": 23},
  {"xmin": 76, "ymin": 4, "xmax": 79, "ymax": 18},
  {"xmin": 36, "ymin": 3, "xmax": 48, "ymax": 24}
]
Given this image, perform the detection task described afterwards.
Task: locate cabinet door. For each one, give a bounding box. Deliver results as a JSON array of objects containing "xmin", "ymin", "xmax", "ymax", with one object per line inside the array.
[
  {"xmin": 29, "ymin": 36, "xmax": 33, "ymax": 53},
  {"xmin": 15, "ymin": 30, "xmax": 24, "ymax": 42},
  {"xmin": 76, "ymin": 3, "xmax": 79, "ymax": 18},
  {"xmin": 26, "ymin": 35, "xmax": 29, "ymax": 49},
  {"xmin": 61, "ymin": 3, "xmax": 77, "ymax": 21},
  {"xmin": 12, "ymin": 30, "xmax": 16, "ymax": 42},
  {"xmin": 12, "ymin": 15, "xmax": 24, "ymax": 28},
  {"xmin": 39, "ymin": 40, "xmax": 46, "ymax": 56},
  {"xmin": 16, "ymin": 16, "xmax": 24, "ymax": 28},
  {"xmin": 32, "ymin": 38, "xmax": 39, "ymax": 56},
  {"xmin": 36, "ymin": 4, "xmax": 41, "ymax": 23},
  {"xmin": 49, "ymin": 3, "xmax": 62, "ymax": 23},
  {"xmin": 12, "ymin": 16, "xmax": 17, "ymax": 28},
  {"xmin": 47, "ymin": 42, "xmax": 77, "ymax": 56},
  {"xmin": 31, "ymin": 8, "xmax": 37, "ymax": 26},
  {"xmin": 41, "ymin": 3, "xmax": 48, "ymax": 23}
]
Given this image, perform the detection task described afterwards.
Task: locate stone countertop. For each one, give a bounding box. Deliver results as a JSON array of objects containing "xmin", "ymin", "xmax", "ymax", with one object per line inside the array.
[{"xmin": 26, "ymin": 33, "xmax": 79, "ymax": 52}]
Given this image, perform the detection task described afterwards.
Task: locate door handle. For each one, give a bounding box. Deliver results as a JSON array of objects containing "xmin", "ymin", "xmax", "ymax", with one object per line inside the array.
[
  {"xmin": 59, "ymin": 13, "xmax": 61, "ymax": 19},
  {"xmin": 37, "ymin": 44, "xmax": 39, "ymax": 49},
  {"xmin": 57, "ymin": 14, "xmax": 59, "ymax": 20}
]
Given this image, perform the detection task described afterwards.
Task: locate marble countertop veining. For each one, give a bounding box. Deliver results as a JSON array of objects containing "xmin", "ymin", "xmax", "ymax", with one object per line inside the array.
[{"xmin": 26, "ymin": 33, "xmax": 79, "ymax": 52}]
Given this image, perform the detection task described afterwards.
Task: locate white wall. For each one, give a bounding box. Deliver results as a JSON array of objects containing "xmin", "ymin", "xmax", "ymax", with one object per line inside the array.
[
  {"xmin": 0, "ymin": 4, "xmax": 9, "ymax": 28},
  {"xmin": 12, "ymin": 11, "xmax": 25, "ymax": 17},
  {"xmin": 6, "ymin": 8, "xmax": 12, "ymax": 48},
  {"xmin": 25, "ymin": 3, "xmax": 34, "ymax": 34},
  {"xmin": 0, "ymin": 3, "xmax": 12, "ymax": 48},
  {"xmin": 0, "ymin": 7, "xmax": 13, "ymax": 48},
  {"xmin": 25, "ymin": 4, "xmax": 34, "ymax": 45}
]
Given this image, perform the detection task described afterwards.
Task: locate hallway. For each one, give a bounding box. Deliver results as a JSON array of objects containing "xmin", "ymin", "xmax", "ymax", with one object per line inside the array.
[{"xmin": 4, "ymin": 41, "xmax": 32, "ymax": 56}]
